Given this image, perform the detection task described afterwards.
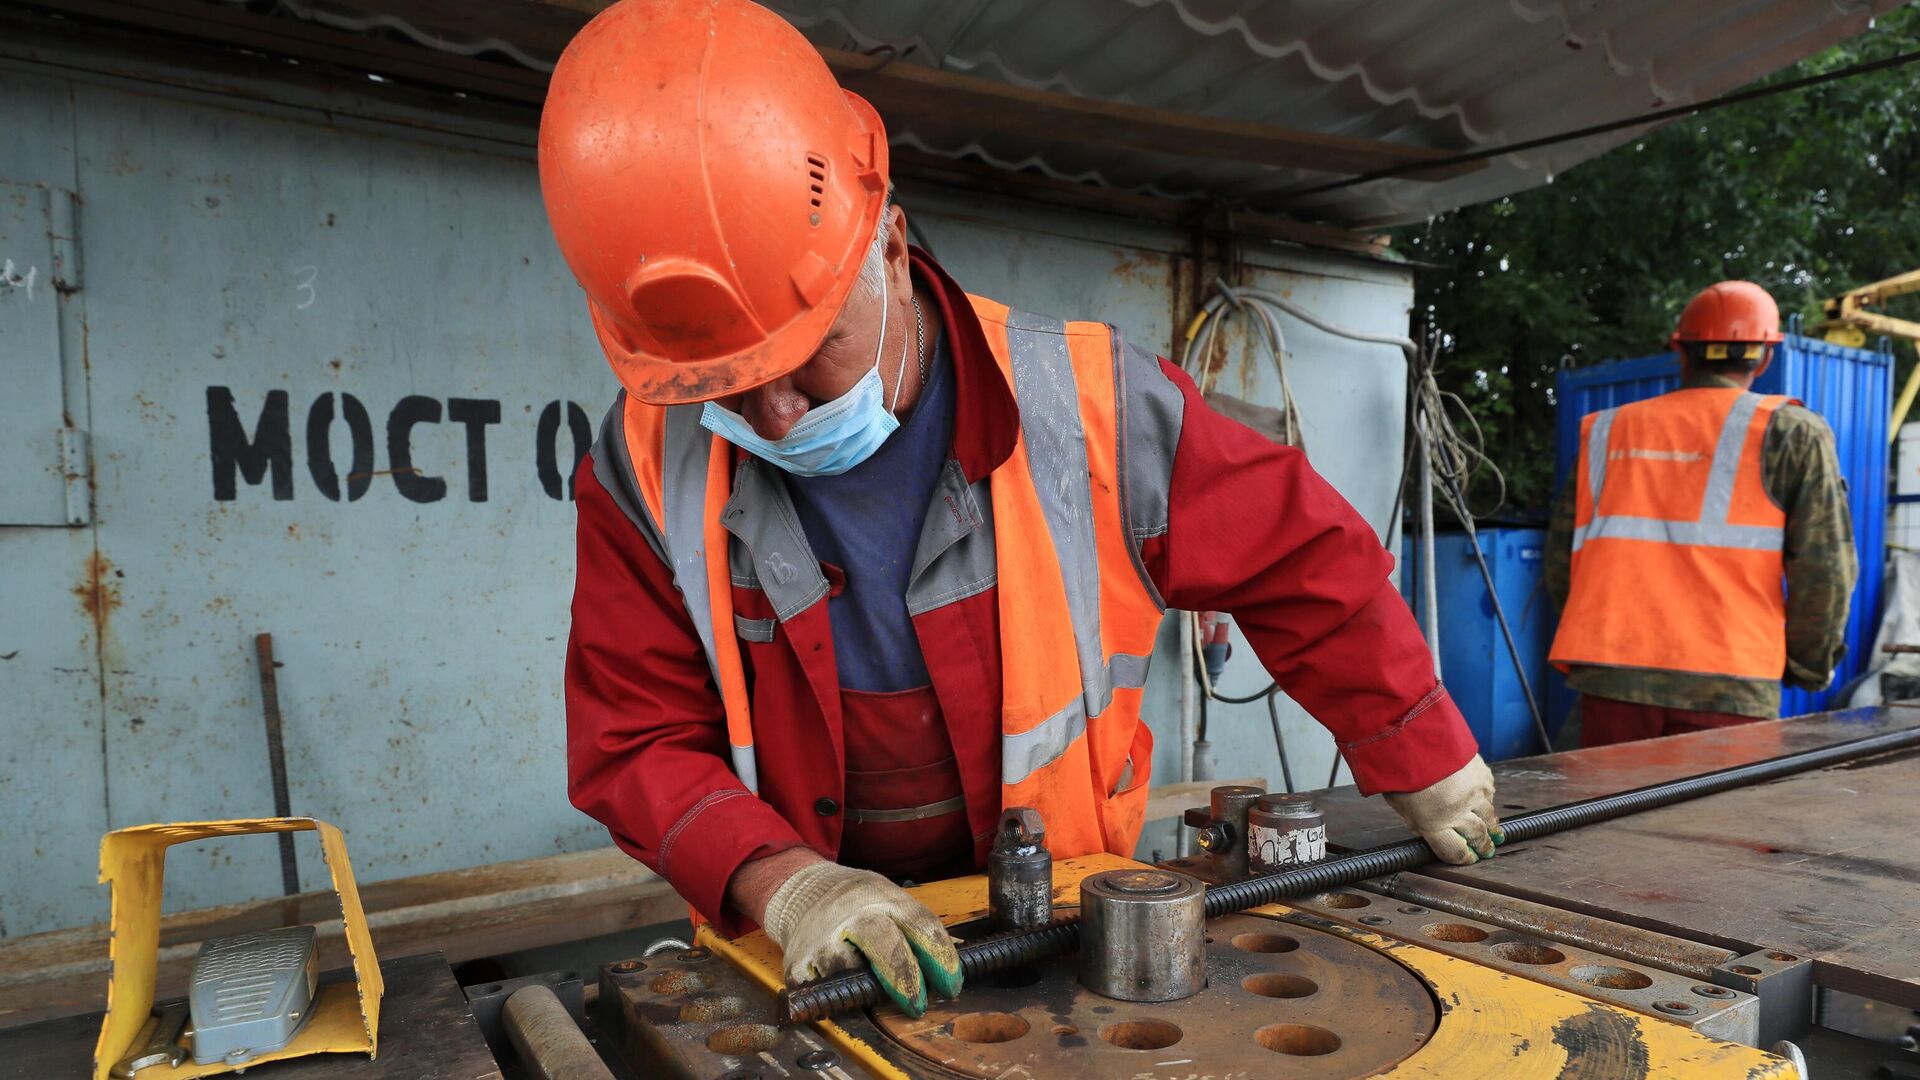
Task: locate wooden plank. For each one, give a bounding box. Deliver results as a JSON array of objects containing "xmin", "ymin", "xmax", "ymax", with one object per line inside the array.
[
  {"xmin": 0, "ymin": 847, "xmax": 680, "ymax": 1028},
  {"xmin": 1318, "ymin": 707, "xmax": 1920, "ymax": 1007},
  {"xmin": 0, "ymin": 953, "xmax": 501, "ymax": 1080},
  {"xmin": 1141, "ymin": 777, "xmax": 1266, "ymax": 825}
]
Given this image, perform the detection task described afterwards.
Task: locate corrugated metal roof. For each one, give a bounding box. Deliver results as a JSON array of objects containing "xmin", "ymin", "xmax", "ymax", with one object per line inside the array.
[{"xmin": 763, "ymin": 0, "xmax": 1898, "ymax": 225}]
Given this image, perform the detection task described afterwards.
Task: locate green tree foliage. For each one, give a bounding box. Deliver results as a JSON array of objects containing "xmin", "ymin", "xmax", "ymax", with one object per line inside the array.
[{"xmin": 1397, "ymin": 5, "xmax": 1920, "ymax": 515}]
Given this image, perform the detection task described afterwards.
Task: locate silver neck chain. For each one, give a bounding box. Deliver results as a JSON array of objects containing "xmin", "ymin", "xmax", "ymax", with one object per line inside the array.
[{"xmin": 910, "ymin": 293, "xmax": 928, "ymax": 386}]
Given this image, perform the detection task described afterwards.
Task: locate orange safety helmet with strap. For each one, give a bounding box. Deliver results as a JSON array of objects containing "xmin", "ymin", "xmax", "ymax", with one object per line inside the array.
[
  {"xmin": 538, "ymin": 0, "xmax": 889, "ymax": 405},
  {"xmin": 1669, "ymin": 280, "xmax": 1785, "ymax": 373},
  {"xmin": 1550, "ymin": 281, "xmax": 1794, "ymax": 682}
]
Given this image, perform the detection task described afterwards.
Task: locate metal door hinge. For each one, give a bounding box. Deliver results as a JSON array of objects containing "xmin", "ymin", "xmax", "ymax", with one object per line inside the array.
[
  {"xmin": 50, "ymin": 187, "xmax": 80, "ymax": 292},
  {"xmin": 61, "ymin": 425, "xmax": 90, "ymax": 525}
]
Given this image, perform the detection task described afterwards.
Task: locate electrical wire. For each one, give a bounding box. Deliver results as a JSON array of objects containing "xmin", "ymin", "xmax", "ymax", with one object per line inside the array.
[
  {"xmin": 1174, "ymin": 279, "xmax": 1550, "ymax": 784},
  {"xmin": 1408, "ymin": 341, "xmax": 1553, "ymax": 754},
  {"xmin": 1176, "ymin": 280, "xmax": 1419, "ymax": 792},
  {"xmin": 1270, "ymin": 47, "xmax": 1920, "ymax": 202},
  {"xmin": 1265, "ymin": 689, "xmax": 1295, "ymax": 793}
]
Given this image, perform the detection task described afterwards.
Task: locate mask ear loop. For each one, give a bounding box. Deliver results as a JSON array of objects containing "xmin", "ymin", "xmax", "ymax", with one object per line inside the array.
[{"xmin": 885, "ymin": 279, "xmax": 911, "ymax": 416}]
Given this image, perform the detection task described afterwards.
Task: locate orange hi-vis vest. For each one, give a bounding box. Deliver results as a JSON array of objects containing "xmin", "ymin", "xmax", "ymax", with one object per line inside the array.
[
  {"xmin": 617, "ymin": 296, "xmax": 1167, "ymax": 861},
  {"xmin": 1550, "ymin": 387, "xmax": 1795, "ymax": 681}
]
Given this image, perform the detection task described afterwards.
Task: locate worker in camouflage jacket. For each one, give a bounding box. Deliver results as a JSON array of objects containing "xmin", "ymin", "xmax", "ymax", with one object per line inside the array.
[{"xmin": 1546, "ymin": 281, "xmax": 1855, "ymax": 746}]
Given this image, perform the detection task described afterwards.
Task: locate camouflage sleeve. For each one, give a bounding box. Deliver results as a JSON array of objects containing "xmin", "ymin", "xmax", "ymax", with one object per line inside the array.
[
  {"xmin": 1544, "ymin": 479, "xmax": 1575, "ymax": 611},
  {"xmin": 1765, "ymin": 405, "xmax": 1857, "ymax": 689}
]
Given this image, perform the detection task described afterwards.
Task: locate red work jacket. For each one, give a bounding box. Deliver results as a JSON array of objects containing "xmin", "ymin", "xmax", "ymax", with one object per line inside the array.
[{"xmin": 566, "ymin": 251, "xmax": 1476, "ymax": 933}]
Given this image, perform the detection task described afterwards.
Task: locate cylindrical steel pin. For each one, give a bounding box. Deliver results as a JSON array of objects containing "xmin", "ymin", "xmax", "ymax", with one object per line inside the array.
[{"xmin": 1077, "ymin": 869, "xmax": 1206, "ymax": 1002}]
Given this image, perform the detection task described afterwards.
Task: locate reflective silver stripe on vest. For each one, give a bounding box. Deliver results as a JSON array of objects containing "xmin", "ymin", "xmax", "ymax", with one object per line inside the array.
[
  {"xmin": 1699, "ymin": 392, "xmax": 1762, "ymax": 524},
  {"xmin": 1573, "ymin": 516, "xmax": 1783, "ymax": 551},
  {"xmin": 660, "ymin": 404, "xmax": 722, "ymax": 678},
  {"xmin": 997, "ymin": 312, "xmax": 1139, "ymax": 786},
  {"xmin": 1573, "ymin": 393, "xmax": 1782, "ymax": 554},
  {"xmin": 1002, "ymin": 652, "xmax": 1152, "ymax": 786},
  {"xmin": 1003, "ymin": 312, "xmax": 1105, "ymax": 691},
  {"xmin": 1584, "ymin": 407, "xmax": 1616, "ymax": 508}
]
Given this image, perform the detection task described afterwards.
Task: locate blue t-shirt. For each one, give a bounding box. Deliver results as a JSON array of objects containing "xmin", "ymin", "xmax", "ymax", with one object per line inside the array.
[{"xmin": 785, "ymin": 330, "xmax": 955, "ymax": 692}]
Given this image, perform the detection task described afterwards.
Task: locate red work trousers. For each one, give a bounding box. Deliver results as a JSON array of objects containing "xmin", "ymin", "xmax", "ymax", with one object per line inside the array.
[{"xmin": 1579, "ymin": 694, "xmax": 1761, "ymax": 749}]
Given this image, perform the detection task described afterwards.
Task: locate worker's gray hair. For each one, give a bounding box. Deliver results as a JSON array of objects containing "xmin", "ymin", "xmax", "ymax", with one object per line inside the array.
[{"xmin": 856, "ymin": 194, "xmax": 895, "ymax": 300}]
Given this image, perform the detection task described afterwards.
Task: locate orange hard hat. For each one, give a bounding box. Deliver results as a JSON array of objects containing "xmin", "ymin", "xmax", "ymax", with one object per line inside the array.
[
  {"xmin": 1670, "ymin": 281, "xmax": 1785, "ymax": 348},
  {"xmin": 538, "ymin": 0, "xmax": 890, "ymax": 405}
]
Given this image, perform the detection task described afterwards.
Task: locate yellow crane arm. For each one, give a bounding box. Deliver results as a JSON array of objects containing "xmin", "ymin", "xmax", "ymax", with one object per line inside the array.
[
  {"xmin": 1820, "ymin": 268, "xmax": 1920, "ymax": 346},
  {"xmin": 1815, "ymin": 270, "xmax": 1920, "ymax": 446}
]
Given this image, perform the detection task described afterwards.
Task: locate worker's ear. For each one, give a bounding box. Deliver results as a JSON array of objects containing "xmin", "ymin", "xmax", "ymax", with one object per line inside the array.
[{"xmin": 885, "ymin": 205, "xmax": 911, "ymax": 265}]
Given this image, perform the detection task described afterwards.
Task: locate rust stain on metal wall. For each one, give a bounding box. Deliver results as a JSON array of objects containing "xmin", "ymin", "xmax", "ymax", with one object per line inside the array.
[
  {"xmin": 1107, "ymin": 251, "xmax": 1167, "ymax": 293},
  {"xmin": 73, "ymin": 550, "xmax": 121, "ymax": 640}
]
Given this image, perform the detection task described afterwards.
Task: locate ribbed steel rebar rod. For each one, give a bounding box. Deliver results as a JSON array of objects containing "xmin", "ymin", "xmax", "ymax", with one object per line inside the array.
[{"xmin": 778, "ymin": 722, "xmax": 1920, "ymax": 1023}]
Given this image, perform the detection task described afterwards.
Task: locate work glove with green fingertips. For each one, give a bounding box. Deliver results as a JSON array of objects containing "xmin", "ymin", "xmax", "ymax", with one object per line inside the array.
[
  {"xmin": 761, "ymin": 860, "xmax": 964, "ymax": 1017},
  {"xmin": 1382, "ymin": 753, "xmax": 1503, "ymax": 866}
]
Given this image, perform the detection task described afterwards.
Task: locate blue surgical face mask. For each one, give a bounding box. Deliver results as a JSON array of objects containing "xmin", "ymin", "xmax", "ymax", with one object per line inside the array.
[{"xmin": 700, "ymin": 276, "xmax": 909, "ymax": 477}]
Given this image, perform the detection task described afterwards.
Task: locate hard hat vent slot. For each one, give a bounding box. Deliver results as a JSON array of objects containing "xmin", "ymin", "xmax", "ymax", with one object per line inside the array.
[{"xmin": 806, "ymin": 154, "xmax": 828, "ymax": 209}]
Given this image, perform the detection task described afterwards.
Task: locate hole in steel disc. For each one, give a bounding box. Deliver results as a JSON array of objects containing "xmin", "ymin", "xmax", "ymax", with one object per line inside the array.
[
  {"xmin": 1492, "ymin": 942, "xmax": 1567, "ymax": 966},
  {"xmin": 972, "ymin": 965, "xmax": 1041, "ymax": 989},
  {"xmin": 1693, "ymin": 984, "xmax": 1737, "ymax": 999},
  {"xmin": 1256, "ymin": 1023, "xmax": 1342, "ymax": 1056},
  {"xmin": 1654, "ymin": 1000, "xmax": 1699, "ymax": 1016},
  {"xmin": 1231, "ymin": 932, "xmax": 1300, "ymax": 954},
  {"xmin": 1423, "ymin": 923, "xmax": 1489, "ymax": 943},
  {"xmin": 1570, "ymin": 965, "xmax": 1654, "ymax": 990},
  {"xmin": 1766, "ymin": 952, "xmax": 1798, "ymax": 962},
  {"xmin": 1397, "ymin": 905, "xmax": 1430, "ymax": 915},
  {"xmin": 706, "ymin": 1024, "xmax": 781, "ymax": 1054},
  {"xmin": 1312, "ymin": 892, "xmax": 1370, "ymax": 909},
  {"xmin": 1051, "ymin": 1024, "xmax": 1077, "ymax": 1037},
  {"xmin": 1099, "ymin": 1020, "xmax": 1183, "ymax": 1050},
  {"xmin": 1358, "ymin": 915, "xmax": 1390, "ymax": 926},
  {"xmin": 1730, "ymin": 964, "xmax": 1763, "ymax": 976},
  {"xmin": 950, "ymin": 1012, "xmax": 1031, "ymax": 1044},
  {"xmin": 1242, "ymin": 974, "xmax": 1318, "ymax": 999}
]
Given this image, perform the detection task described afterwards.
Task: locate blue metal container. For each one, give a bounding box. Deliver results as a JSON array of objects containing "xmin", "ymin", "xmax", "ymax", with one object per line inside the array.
[
  {"xmin": 1402, "ymin": 527, "xmax": 1558, "ymax": 761},
  {"xmin": 1553, "ymin": 327, "xmax": 1891, "ymax": 715}
]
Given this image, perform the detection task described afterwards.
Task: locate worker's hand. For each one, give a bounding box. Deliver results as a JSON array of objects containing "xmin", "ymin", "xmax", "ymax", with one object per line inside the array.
[
  {"xmin": 1383, "ymin": 754, "xmax": 1503, "ymax": 865},
  {"xmin": 761, "ymin": 860, "xmax": 963, "ymax": 1017}
]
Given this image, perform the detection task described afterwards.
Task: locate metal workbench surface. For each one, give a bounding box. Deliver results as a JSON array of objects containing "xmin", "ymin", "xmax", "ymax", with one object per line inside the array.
[
  {"xmin": 1315, "ymin": 705, "xmax": 1920, "ymax": 1008},
  {"xmin": 0, "ymin": 953, "xmax": 500, "ymax": 1080}
]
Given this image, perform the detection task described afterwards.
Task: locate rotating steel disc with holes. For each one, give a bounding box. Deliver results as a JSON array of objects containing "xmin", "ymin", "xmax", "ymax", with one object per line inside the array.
[{"xmin": 866, "ymin": 912, "xmax": 1437, "ymax": 1079}]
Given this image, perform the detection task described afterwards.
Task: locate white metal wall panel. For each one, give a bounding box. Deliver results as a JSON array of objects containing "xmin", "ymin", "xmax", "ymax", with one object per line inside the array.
[
  {"xmin": 0, "ymin": 55, "xmax": 1410, "ymax": 937},
  {"xmin": 0, "ymin": 71, "xmax": 109, "ymax": 939}
]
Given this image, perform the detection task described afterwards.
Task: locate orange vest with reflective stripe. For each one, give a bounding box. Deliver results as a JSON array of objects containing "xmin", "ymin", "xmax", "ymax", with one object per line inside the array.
[
  {"xmin": 1549, "ymin": 388, "xmax": 1793, "ymax": 681},
  {"xmin": 618, "ymin": 296, "xmax": 1166, "ymax": 861}
]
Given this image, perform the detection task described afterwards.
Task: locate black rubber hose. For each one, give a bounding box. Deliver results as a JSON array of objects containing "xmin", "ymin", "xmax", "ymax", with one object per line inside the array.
[{"xmin": 777, "ymin": 721, "xmax": 1920, "ymax": 1024}]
